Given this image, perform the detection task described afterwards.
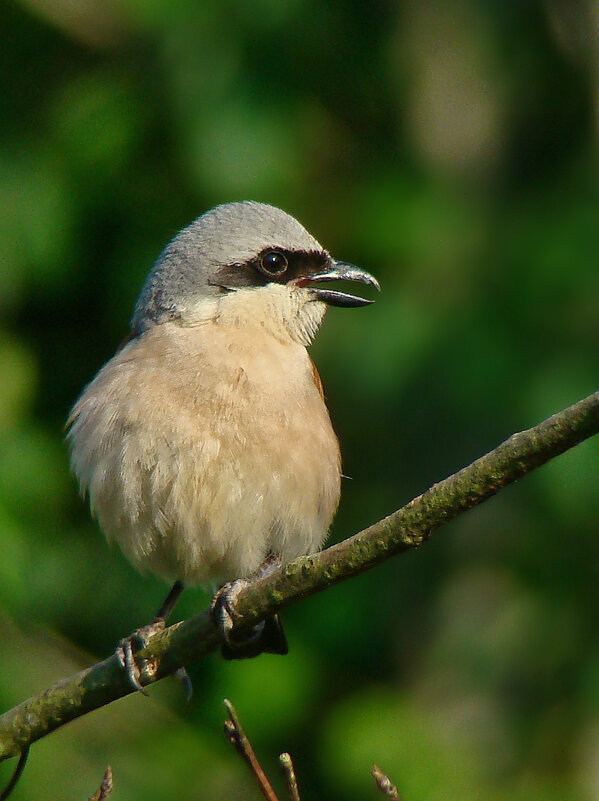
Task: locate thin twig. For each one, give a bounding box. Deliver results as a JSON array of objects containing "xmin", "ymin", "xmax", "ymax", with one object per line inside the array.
[
  {"xmin": 279, "ymin": 753, "xmax": 301, "ymax": 801},
  {"xmin": 372, "ymin": 764, "xmax": 401, "ymax": 800},
  {"xmin": 88, "ymin": 766, "xmax": 113, "ymax": 801},
  {"xmin": 0, "ymin": 747, "xmax": 29, "ymax": 801},
  {"xmin": 223, "ymin": 699, "xmax": 280, "ymax": 801},
  {"xmin": 1, "ymin": 391, "xmax": 599, "ymax": 759}
]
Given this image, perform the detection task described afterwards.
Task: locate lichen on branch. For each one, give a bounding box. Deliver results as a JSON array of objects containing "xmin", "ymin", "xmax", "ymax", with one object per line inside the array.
[{"xmin": 1, "ymin": 390, "xmax": 598, "ymax": 762}]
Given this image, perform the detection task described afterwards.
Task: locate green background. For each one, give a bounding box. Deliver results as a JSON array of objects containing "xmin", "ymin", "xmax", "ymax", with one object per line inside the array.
[{"xmin": 2, "ymin": 1, "xmax": 599, "ymax": 799}]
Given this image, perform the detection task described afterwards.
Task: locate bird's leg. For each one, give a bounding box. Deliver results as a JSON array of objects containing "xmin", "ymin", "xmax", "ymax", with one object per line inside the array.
[
  {"xmin": 212, "ymin": 555, "xmax": 280, "ymax": 640},
  {"xmin": 211, "ymin": 555, "xmax": 287, "ymax": 659},
  {"xmin": 116, "ymin": 579, "xmax": 185, "ymax": 695}
]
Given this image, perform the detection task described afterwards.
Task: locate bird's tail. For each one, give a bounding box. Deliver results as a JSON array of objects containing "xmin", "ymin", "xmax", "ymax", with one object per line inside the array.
[{"xmin": 221, "ymin": 614, "xmax": 288, "ymax": 660}]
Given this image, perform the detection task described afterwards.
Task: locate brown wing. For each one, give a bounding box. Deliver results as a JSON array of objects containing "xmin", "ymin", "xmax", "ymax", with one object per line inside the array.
[
  {"xmin": 116, "ymin": 331, "xmax": 135, "ymax": 353},
  {"xmin": 309, "ymin": 355, "xmax": 325, "ymax": 401}
]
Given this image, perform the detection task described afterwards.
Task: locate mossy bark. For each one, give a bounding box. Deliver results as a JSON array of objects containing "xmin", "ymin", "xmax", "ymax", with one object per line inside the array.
[{"xmin": 1, "ymin": 390, "xmax": 598, "ymax": 761}]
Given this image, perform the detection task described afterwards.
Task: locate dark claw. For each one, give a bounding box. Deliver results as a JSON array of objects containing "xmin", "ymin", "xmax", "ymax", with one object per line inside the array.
[
  {"xmin": 211, "ymin": 578, "xmax": 249, "ymax": 645},
  {"xmin": 116, "ymin": 637, "xmax": 147, "ymax": 695},
  {"xmin": 211, "ymin": 558, "xmax": 288, "ymax": 660},
  {"xmin": 211, "ymin": 581, "xmax": 288, "ymax": 660},
  {"xmin": 115, "ymin": 619, "xmax": 166, "ymax": 695},
  {"xmin": 173, "ymin": 667, "xmax": 194, "ymax": 701}
]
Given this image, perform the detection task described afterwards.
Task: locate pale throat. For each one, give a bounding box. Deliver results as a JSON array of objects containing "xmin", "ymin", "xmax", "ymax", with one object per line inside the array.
[{"xmin": 213, "ymin": 284, "xmax": 327, "ymax": 346}]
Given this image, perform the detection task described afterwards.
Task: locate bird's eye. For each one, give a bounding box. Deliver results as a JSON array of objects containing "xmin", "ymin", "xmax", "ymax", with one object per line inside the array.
[{"xmin": 260, "ymin": 250, "xmax": 288, "ymax": 277}]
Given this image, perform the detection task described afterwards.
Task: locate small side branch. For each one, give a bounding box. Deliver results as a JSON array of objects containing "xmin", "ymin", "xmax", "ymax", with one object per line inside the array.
[
  {"xmin": 88, "ymin": 766, "xmax": 113, "ymax": 801},
  {"xmin": 1, "ymin": 390, "xmax": 598, "ymax": 759},
  {"xmin": 0, "ymin": 746, "xmax": 28, "ymax": 801},
  {"xmin": 223, "ymin": 699, "xmax": 279, "ymax": 801},
  {"xmin": 279, "ymin": 753, "xmax": 301, "ymax": 801},
  {"xmin": 224, "ymin": 701, "xmax": 302, "ymax": 801},
  {"xmin": 372, "ymin": 764, "xmax": 401, "ymax": 800}
]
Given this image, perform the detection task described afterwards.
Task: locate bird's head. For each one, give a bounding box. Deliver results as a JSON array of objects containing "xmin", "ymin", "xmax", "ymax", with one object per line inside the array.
[{"xmin": 132, "ymin": 202, "xmax": 379, "ymax": 345}]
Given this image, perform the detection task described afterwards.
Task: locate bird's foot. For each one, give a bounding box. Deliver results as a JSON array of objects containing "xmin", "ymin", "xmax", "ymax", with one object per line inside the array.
[
  {"xmin": 115, "ymin": 580, "xmax": 188, "ymax": 696},
  {"xmin": 116, "ymin": 619, "xmax": 166, "ymax": 696},
  {"xmin": 116, "ymin": 629, "xmax": 193, "ymax": 698},
  {"xmin": 211, "ymin": 571, "xmax": 288, "ymax": 659},
  {"xmin": 211, "ymin": 578, "xmax": 250, "ymax": 648}
]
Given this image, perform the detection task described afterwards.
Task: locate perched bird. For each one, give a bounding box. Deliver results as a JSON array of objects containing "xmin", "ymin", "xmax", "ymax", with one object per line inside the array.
[{"xmin": 67, "ymin": 201, "xmax": 379, "ymax": 688}]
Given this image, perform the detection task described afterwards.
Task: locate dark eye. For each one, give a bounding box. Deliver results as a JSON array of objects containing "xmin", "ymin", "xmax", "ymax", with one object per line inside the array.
[{"xmin": 260, "ymin": 250, "xmax": 288, "ymax": 277}]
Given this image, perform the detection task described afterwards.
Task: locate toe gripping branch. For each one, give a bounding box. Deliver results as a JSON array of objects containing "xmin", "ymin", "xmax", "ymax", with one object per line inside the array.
[
  {"xmin": 116, "ymin": 558, "xmax": 289, "ymax": 697},
  {"xmin": 116, "ymin": 580, "xmax": 192, "ymax": 697},
  {"xmin": 212, "ymin": 572, "xmax": 288, "ymax": 660}
]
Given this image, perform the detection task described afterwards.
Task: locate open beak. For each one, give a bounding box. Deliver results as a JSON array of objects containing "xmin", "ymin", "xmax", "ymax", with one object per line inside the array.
[{"xmin": 297, "ymin": 261, "xmax": 381, "ymax": 308}]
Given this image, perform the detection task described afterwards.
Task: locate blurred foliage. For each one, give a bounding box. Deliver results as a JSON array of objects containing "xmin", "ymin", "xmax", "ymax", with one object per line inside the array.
[{"xmin": 1, "ymin": 0, "xmax": 599, "ymax": 798}]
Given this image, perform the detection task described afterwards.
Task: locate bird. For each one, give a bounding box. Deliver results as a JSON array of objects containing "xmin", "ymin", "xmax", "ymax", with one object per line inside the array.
[{"xmin": 67, "ymin": 201, "xmax": 379, "ymax": 690}]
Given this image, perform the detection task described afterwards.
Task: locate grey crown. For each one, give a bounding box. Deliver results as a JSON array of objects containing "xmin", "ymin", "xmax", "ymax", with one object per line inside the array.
[{"xmin": 132, "ymin": 201, "xmax": 323, "ymax": 334}]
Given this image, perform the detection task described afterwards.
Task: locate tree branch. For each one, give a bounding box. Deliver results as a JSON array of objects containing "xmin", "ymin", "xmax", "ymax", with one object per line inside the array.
[
  {"xmin": 1, "ymin": 390, "xmax": 598, "ymax": 761},
  {"xmin": 223, "ymin": 699, "xmax": 280, "ymax": 801}
]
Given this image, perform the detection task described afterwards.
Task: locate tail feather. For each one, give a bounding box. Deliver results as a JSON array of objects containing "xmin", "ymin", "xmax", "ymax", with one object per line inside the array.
[{"xmin": 221, "ymin": 614, "xmax": 288, "ymax": 660}]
